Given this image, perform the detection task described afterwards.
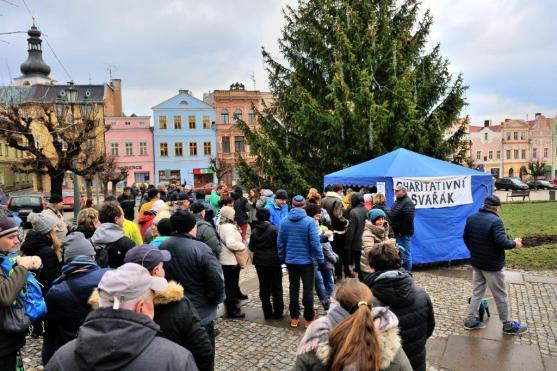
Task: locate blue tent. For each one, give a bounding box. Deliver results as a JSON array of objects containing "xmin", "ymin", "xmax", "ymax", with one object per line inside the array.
[{"xmin": 324, "ymin": 148, "xmax": 493, "ymax": 264}]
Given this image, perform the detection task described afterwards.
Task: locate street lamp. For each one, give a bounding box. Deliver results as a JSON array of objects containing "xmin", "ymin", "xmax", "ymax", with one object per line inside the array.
[{"xmin": 53, "ymin": 81, "xmax": 98, "ymax": 222}]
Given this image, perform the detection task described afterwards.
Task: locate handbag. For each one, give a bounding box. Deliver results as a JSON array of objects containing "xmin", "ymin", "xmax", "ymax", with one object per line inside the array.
[
  {"xmin": 234, "ymin": 248, "xmax": 252, "ymax": 269},
  {"xmin": 0, "ymin": 301, "xmax": 31, "ymax": 334}
]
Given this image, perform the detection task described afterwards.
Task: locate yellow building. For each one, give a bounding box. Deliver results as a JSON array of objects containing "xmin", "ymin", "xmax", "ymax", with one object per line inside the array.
[{"xmin": 501, "ymin": 119, "xmax": 529, "ymax": 179}]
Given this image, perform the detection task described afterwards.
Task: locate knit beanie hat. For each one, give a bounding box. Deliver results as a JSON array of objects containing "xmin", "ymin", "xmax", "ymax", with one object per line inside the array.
[
  {"xmin": 49, "ymin": 194, "xmax": 63, "ymax": 204},
  {"xmin": 220, "ymin": 206, "xmax": 235, "ymax": 222},
  {"xmin": 262, "ymin": 189, "xmax": 274, "ymax": 197},
  {"xmin": 63, "ymin": 232, "xmax": 95, "ymax": 263},
  {"xmin": 28, "ymin": 212, "xmax": 58, "ymax": 235},
  {"xmin": 0, "ymin": 217, "xmax": 18, "ymax": 238},
  {"xmin": 292, "ymin": 195, "xmax": 306, "ymax": 208},
  {"xmin": 275, "ymin": 189, "xmax": 288, "ymax": 200},
  {"xmin": 484, "ymin": 195, "xmax": 501, "ymax": 207},
  {"xmin": 368, "ymin": 209, "xmax": 386, "ymax": 223}
]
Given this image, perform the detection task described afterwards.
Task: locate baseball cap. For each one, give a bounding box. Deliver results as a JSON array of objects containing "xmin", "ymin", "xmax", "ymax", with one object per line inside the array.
[
  {"xmin": 394, "ymin": 184, "xmax": 407, "ymax": 192},
  {"xmin": 124, "ymin": 245, "xmax": 171, "ymax": 271},
  {"xmin": 98, "ymin": 263, "xmax": 168, "ymax": 310}
]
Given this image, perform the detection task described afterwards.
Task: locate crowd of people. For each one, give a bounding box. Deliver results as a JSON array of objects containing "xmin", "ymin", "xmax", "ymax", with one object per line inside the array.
[{"xmin": 0, "ymin": 182, "xmax": 527, "ymax": 370}]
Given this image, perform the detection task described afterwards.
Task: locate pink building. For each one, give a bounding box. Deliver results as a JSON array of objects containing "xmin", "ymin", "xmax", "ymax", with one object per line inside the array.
[
  {"xmin": 105, "ymin": 116, "xmax": 154, "ymax": 185},
  {"xmin": 528, "ymin": 114, "xmax": 553, "ymax": 176},
  {"xmin": 469, "ymin": 121, "xmax": 502, "ymax": 177}
]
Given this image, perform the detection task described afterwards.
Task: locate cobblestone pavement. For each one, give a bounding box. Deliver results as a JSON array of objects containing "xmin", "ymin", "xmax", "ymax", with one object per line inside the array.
[{"xmin": 22, "ymin": 266, "xmax": 557, "ymax": 370}]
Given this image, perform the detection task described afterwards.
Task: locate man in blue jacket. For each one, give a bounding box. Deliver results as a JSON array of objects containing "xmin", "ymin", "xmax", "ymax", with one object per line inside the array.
[
  {"xmin": 278, "ymin": 195, "xmax": 324, "ymax": 328},
  {"xmin": 266, "ymin": 189, "xmax": 289, "ymax": 227},
  {"xmin": 462, "ymin": 195, "xmax": 527, "ymax": 335}
]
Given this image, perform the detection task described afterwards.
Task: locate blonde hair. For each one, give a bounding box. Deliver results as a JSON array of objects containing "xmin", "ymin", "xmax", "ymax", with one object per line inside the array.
[
  {"xmin": 373, "ymin": 193, "xmax": 386, "ymax": 207},
  {"xmin": 77, "ymin": 208, "xmax": 99, "ymax": 229}
]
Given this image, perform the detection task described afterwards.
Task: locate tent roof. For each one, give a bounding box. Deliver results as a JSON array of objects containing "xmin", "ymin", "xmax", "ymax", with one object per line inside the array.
[{"xmin": 325, "ymin": 148, "xmax": 490, "ymax": 185}]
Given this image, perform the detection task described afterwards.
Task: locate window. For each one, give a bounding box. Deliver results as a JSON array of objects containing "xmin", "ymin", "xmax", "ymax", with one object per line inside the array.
[
  {"xmin": 506, "ymin": 132, "xmax": 511, "ymax": 141},
  {"xmin": 248, "ymin": 109, "xmax": 255, "ymax": 124},
  {"xmin": 234, "ymin": 109, "xmax": 242, "ymax": 121},
  {"xmin": 513, "ymin": 132, "xmax": 518, "ymax": 140},
  {"xmin": 188, "ymin": 115, "xmax": 196, "ymax": 129},
  {"xmin": 496, "ymin": 150, "xmax": 501, "ymax": 160},
  {"xmin": 175, "ymin": 142, "xmax": 183, "ymax": 156},
  {"xmin": 203, "ymin": 141, "xmax": 212, "ymax": 155},
  {"xmin": 0, "ymin": 144, "xmax": 3, "ymax": 156},
  {"xmin": 125, "ymin": 142, "xmax": 133, "ymax": 156},
  {"xmin": 488, "ymin": 151, "xmax": 493, "ymax": 160},
  {"xmin": 521, "ymin": 149, "xmax": 526, "ymax": 159},
  {"xmin": 476, "ymin": 151, "xmax": 481, "ymax": 160},
  {"xmin": 234, "ymin": 136, "xmax": 245, "ymax": 153},
  {"xmin": 221, "ymin": 109, "xmax": 229, "ymax": 124},
  {"xmin": 111, "ymin": 143, "xmax": 119, "ymax": 156},
  {"xmin": 140, "ymin": 141, "xmax": 148, "ymax": 156},
  {"xmin": 514, "ymin": 149, "xmax": 518, "ymax": 159},
  {"xmin": 160, "ymin": 143, "xmax": 168, "ymax": 157},
  {"xmin": 533, "ymin": 148, "xmax": 537, "ymax": 159},
  {"xmin": 125, "ymin": 121, "xmax": 131, "ymax": 126},
  {"xmin": 506, "ymin": 150, "xmax": 511, "ymax": 159},
  {"xmin": 484, "ymin": 133, "xmax": 488, "ymax": 141},
  {"xmin": 189, "ymin": 142, "xmax": 198, "ymax": 156},
  {"xmin": 159, "ymin": 116, "xmax": 167, "ymax": 129},
  {"xmin": 222, "ymin": 136, "xmax": 230, "ymax": 153},
  {"xmin": 520, "ymin": 132, "xmax": 525, "ymax": 140},
  {"xmin": 139, "ymin": 121, "xmax": 145, "ymax": 126},
  {"xmin": 544, "ymin": 148, "xmax": 548, "ymax": 158},
  {"xmin": 173, "ymin": 115, "xmax": 182, "ymax": 129},
  {"xmin": 203, "ymin": 115, "xmax": 211, "ymax": 129}
]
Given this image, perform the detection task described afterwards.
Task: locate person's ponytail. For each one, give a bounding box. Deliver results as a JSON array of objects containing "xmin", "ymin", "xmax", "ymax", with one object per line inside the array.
[{"xmin": 328, "ymin": 302, "xmax": 381, "ymax": 371}]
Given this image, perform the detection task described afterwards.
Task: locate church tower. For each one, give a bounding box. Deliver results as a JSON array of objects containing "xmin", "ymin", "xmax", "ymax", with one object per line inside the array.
[{"xmin": 14, "ymin": 22, "xmax": 54, "ymax": 87}]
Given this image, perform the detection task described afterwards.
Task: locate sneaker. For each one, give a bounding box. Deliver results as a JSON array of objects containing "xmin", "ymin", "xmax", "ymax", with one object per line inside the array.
[
  {"xmin": 290, "ymin": 318, "xmax": 300, "ymax": 328},
  {"xmin": 305, "ymin": 318, "xmax": 315, "ymax": 328},
  {"xmin": 463, "ymin": 317, "xmax": 487, "ymax": 330},
  {"xmin": 503, "ymin": 321, "xmax": 528, "ymax": 335}
]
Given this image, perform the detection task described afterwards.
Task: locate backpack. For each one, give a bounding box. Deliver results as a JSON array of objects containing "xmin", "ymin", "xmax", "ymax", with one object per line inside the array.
[{"xmin": 0, "ymin": 253, "xmax": 47, "ymax": 323}]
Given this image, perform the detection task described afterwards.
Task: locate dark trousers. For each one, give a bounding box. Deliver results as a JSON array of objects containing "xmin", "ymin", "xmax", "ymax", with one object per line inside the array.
[
  {"xmin": 222, "ymin": 265, "xmax": 241, "ymax": 315},
  {"xmin": 287, "ymin": 264, "xmax": 315, "ymax": 321},
  {"xmin": 331, "ymin": 233, "xmax": 345, "ymax": 278},
  {"xmin": 255, "ymin": 265, "xmax": 284, "ymax": 318},
  {"xmin": 203, "ymin": 321, "xmax": 216, "ymax": 370},
  {"xmin": 0, "ymin": 352, "xmax": 17, "ymax": 371}
]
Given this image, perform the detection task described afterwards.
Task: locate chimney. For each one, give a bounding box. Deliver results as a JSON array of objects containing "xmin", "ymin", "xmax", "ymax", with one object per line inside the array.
[
  {"xmin": 110, "ymin": 79, "xmax": 123, "ymax": 116},
  {"xmin": 179, "ymin": 89, "xmax": 190, "ymax": 95},
  {"xmin": 535, "ymin": 112, "xmax": 542, "ymax": 118},
  {"xmin": 504, "ymin": 118, "xmax": 511, "ymax": 122},
  {"xmin": 483, "ymin": 120, "xmax": 491, "ymax": 127}
]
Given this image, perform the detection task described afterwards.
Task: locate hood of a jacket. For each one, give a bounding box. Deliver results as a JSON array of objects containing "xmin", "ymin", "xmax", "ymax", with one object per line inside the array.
[
  {"xmin": 350, "ymin": 193, "xmax": 364, "ymax": 208},
  {"xmin": 90, "ymin": 223, "xmax": 124, "ymax": 247},
  {"xmin": 73, "ymin": 307, "xmax": 159, "ymax": 370},
  {"xmin": 137, "ymin": 213, "xmax": 156, "ymax": 225},
  {"xmin": 231, "ymin": 187, "xmax": 243, "ymax": 200},
  {"xmin": 324, "ymin": 192, "xmax": 342, "ymax": 201},
  {"xmin": 363, "ymin": 270, "xmax": 415, "ymax": 308},
  {"xmin": 250, "ymin": 221, "xmax": 274, "ymax": 243},
  {"xmin": 53, "ymin": 256, "xmax": 99, "ymax": 284},
  {"xmin": 20, "ymin": 230, "xmax": 52, "ymax": 255},
  {"xmin": 364, "ymin": 220, "xmax": 386, "ymax": 238},
  {"xmin": 153, "ymin": 281, "xmax": 184, "ymax": 305},
  {"xmin": 287, "ymin": 207, "xmax": 308, "ymax": 222}
]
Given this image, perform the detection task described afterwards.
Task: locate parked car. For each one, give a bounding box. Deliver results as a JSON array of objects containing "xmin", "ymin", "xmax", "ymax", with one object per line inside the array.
[
  {"xmin": 62, "ymin": 190, "xmax": 85, "ymax": 211},
  {"xmin": 494, "ymin": 177, "xmax": 529, "ymax": 191},
  {"xmin": 7, "ymin": 195, "xmax": 47, "ymax": 227},
  {"xmin": 527, "ymin": 180, "xmax": 557, "ymax": 190},
  {"xmin": 0, "ymin": 207, "xmax": 24, "ymax": 241}
]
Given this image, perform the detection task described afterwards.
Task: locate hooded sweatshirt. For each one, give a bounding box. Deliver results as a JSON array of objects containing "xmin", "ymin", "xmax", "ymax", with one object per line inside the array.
[
  {"xmin": 249, "ymin": 220, "xmax": 280, "ymax": 266},
  {"xmin": 278, "ymin": 208, "xmax": 324, "ymax": 265},
  {"xmin": 44, "ymin": 308, "xmax": 198, "ymax": 371},
  {"xmin": 90, "ymin": 223, "xmax": 135, "ymax": 268},
  {"xmin": 344, "ymin": 193, "xmax": 368, "ymax": 252}
]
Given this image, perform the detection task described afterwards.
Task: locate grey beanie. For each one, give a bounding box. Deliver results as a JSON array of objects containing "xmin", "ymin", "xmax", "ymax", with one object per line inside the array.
[
  {"xmin": 28, "ymin": 212, "xmax": 58, "ymax": 235},
  {"xmin": 63, "ymin": 232, "xmax": 95, "ymax": 263}
]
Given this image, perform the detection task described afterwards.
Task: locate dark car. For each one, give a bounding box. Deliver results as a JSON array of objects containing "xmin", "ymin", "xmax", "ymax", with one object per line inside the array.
[
  {"xmin": 494, "ymin": 177, "xmax": 529, "ymax": 191},
  {"xmin": 527, "ymin": 180, "xmax": 557, "ymax": 190},
  {"xmin": 7, "ymin": 195, "xmax": 47, "ymax": 227}
]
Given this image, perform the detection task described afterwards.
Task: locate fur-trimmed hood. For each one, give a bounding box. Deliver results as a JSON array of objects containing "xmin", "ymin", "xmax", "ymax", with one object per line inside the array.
[{"xmin": 88, "ymin": 281, "xmax": 185, "ymax": 309}]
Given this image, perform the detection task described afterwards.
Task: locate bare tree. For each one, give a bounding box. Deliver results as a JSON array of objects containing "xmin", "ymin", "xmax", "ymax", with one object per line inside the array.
[
  {"xmin": 209, "ymin": 156, "xmax": 232, "ymax": 185},
  {"xmin": 0, "ymin": 104, "xmax": 107, "ymax": 195},
  {"xmin": 98, "ymin": 155, "xmax": 128, "ymax": 197}
]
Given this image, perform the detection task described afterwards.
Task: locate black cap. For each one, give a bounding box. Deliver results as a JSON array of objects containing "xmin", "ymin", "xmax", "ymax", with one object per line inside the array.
[
  {"xmin": 484, "ymin": 195, "xmax": 501, "ymax": 207},
  {"xmin": 50, "ymin": 194, "xmax": 63, "ymax": 204},
  {"xmin": 275, "ymin": 189, "xmax": 288, "ymax": 200},
  {"xmin": 190, "ymin": 202, "xmax": 205, "ymax": 214},
  {"xmin": 124, "ymin": 245, "xmax": 171, "ymax": 271},
  {"xmin": 177, "ymin": 193, "xmax": 192, "ymax": 202}
]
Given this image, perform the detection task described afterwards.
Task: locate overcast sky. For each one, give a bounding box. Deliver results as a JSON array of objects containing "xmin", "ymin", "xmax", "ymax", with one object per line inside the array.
[{"xmin": 1, "ymin": 0, "xmax": 556, "ymax": 125}]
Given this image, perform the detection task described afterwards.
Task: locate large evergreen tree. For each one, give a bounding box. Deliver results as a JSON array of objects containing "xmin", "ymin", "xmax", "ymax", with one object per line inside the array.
[{"xmin": 237, "ymin": 0, "xmax": 468, "ymax": 194}]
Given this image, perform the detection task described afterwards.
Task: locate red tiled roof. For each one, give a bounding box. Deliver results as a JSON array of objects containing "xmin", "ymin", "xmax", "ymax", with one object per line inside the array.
[{"xmin": 468, "ymin": 125, "xmax": 482, "ymax": 132}]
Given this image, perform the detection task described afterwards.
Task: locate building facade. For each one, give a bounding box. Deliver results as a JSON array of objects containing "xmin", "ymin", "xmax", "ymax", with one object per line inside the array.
[
  {"xmin": 204, "ymin": 83, "xmax": 262, "ymax": 186},
  {"xmin": 528, "ymin": 114, "xmax": 553, "ymax": 178},
  {"xmin": 152, "ymin": 90, "xmax": 216, "ymax": 186},
  {"xmin": 469, "ymin": 121, "xmax": 502, "ymax": 177},
  {"xmin": 105, "ymin": 116, "xmax": 154, "ymax": 185}
]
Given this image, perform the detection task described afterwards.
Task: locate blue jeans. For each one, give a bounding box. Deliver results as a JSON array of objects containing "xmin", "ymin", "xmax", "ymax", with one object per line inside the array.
[
  {"xmin": 322, "ymin": 269, "xmax": 335, "ymax": 297},
  {"xmin": 314, "ymin": 268, "xmax": 329, "ymax": 309},
  {"xmin": 396, "ymin": 235, "xmax": 412, "ymax": 272}
]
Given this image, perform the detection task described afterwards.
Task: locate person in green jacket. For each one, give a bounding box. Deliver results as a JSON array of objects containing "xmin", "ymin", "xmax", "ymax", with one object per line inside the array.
[
  {"xmin": 294, "ymin": 278, "xmax": 412, "ymax": 371},
  {"xmin": 209, "ymin": 189, "xmax": 221, "ymax": 212}
]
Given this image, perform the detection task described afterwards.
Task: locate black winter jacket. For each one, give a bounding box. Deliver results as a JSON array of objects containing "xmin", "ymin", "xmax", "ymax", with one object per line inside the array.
[
  {"xmin": 20, "ymin": 230, "xmax": 62, "ymax": 294},
  {"xmin": 463, "ymin": 208, "xmax": 516, "ymax": 271},
  {"xmin": 390, "ymin": 195, "xmax": 415, "ymax": 237},
  {"xmin": 160, "ymin": 233, "xmax": 225, "ymax": 325},
  {"xmin": 117, "ymin": 194, "xmax": 136, "ymax": 221},
  {"xmin": 249, "ymin": 220, "xmax": 281, "ymax": 266},
  {"xmin": 363, "ymin": 270, "xmax": 435, "ymax": 371},
  {"xmin": 0, "ymin": 256, "xmax": 28, "ymax": 357},
  {"xmin": 344, "ymin": 194, "xmax": 368, "ymax": 252},
  {"xmin": 45, "ymin": 308, "xmax": 198, "ymax": 371},
  {"xmin": 233, "ymin": 194, "xmax": 250, "ymax": 226}
]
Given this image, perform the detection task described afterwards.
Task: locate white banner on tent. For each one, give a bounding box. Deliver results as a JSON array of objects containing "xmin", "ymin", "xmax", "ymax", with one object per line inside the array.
[{"xmin": 392, "ymin": 176, "xmax": 473, "ymax": 209}]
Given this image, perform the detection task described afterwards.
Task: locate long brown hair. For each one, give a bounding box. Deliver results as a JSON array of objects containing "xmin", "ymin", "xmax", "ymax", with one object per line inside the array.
[{"xmin": 328, "ymin": 279, "xmax": 381, "ymax": 371}]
